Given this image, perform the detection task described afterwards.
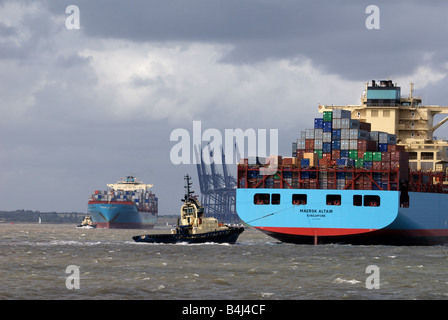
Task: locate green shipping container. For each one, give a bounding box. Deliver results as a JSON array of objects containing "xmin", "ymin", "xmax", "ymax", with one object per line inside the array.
[
  {"xmin": 323, "ymin": 111, "xmax": 333, "ymax": 122},
  {"xmin": 355, "ymin": 158, "xmax": 364, "ymax": 168},
  {"xmin": 372, "ymin": 152, "xmax": 382, "ymax": 161},
  {"xmin": 363, "ymin": 151, "xmax": 373, "ymax": 161},
  {"xmin": 314, "ymin": 150, "xmax": 323, "ymax": 159},
  {"xmin": 349, "ymin": 150, "xmax": 358, "ymax": 159}
]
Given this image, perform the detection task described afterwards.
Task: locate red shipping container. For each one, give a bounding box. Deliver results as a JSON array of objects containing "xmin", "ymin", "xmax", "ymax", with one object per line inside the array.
[
  {"xmin": 358, "ymin": 150, "xmax": 365, "ymax": 159},
  {"xmin": 296, "ymin": 150, "xmax": 304, "ymax": 160},
  {"xmin": 332, "ymin": 150, "xmax": 341, "ymax": 160},
  {"xmin": 373, "ymin": 161, "xmax": 382, "ymax": 170},
  {"xmin": 382, "ymin": 152, "xmax": 391, "ymax": 161},
  {"xmin": 381, "ymin": 161, "xmax": 390, "ymax": 170},
  {"xmin": 319, "ymin": 158, "xmax": 329, "ymax": 166},
  {"xmin": 390, "ymin": 151, "xmax": 401, "ymax": 161},
  {"xmin": 387, "ymin": 145, "xmax": 406, "ymax": 152},
  {"xmin": 305, "ymin": 139, "xmax": 315, "ymax": 149},
  {"xmin": 357, "ymin": 140, "xmax": 367, "ymax": 151},
  {"xmin": 354, "ymin": 181, "xmax": 363, "ymax": 190},
  {"xmin": 390, "ymin": 161, "xmax": 400, "ymax": 170}
]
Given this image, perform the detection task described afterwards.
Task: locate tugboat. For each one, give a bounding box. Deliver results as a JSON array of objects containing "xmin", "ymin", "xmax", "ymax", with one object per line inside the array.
[
  {"xmin": 76, "ymin": 214, "xmax": 97, "ymax": 229},
  {"xmin": 133, "ymin": 175, "xmax": 244, "ymax": 244}
]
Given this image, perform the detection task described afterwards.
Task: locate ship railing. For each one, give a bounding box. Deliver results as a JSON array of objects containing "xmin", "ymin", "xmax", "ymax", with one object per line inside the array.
[
  {"xmin": 239, "ymin": 164, "xmax": 448, "ymax": 193},
  {"xmin": 238, "ymin": 164, "xmax": 403, "ymax": 191}
]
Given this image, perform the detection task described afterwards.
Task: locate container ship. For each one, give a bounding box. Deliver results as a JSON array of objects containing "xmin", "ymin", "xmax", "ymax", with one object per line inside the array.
[
  {"xmin": 88, "ymin": 176, "xmax": 158, "ymax": 229},
  {"xmin": 236, "ymin": 79, "xmax": 448, "ymax": 245}
]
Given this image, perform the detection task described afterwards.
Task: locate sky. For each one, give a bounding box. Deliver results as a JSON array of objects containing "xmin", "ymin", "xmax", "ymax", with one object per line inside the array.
[{"xmin": 2, "ymin": 0, "xmax": 448, "ymax": 215}]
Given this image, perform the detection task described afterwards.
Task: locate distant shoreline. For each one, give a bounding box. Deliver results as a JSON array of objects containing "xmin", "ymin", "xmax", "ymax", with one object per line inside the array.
[{"xmin": 0, "ymin": 210, "xmax": 177, "ymax": 224}]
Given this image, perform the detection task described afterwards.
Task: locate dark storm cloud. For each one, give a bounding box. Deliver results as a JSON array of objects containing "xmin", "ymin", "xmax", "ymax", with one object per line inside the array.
[
  {"xmin": 3, "ymin": 0, "xmax": 448, "ymax": 214},
  {"xmin": 45, "ymin": 0, "xmax": 448, "ymax": 80}
]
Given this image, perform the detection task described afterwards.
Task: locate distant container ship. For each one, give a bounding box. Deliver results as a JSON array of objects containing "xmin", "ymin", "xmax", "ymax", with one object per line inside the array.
[
  {"xmin": 236, "ymin": 79, "xmax": 448, "ymax": 245},
  {"xmin": 88, "ymin": 176, "xmax": 158, "ymax": 229}
]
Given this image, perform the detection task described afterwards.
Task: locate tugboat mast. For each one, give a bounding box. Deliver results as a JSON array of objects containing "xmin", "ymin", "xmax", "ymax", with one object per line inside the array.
[{"xmin": 184, "ymin": 174, "xmax": 194, "ymax": 202}]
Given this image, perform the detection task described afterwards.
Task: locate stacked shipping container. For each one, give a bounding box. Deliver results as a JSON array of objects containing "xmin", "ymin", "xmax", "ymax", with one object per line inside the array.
[
  {"xmin": 240, "ymin": 110, "xmax": 410, "ymax": 191},
  {"xmin": 90, "ymin": 189, "xmax": 158, "ymax": 213}
]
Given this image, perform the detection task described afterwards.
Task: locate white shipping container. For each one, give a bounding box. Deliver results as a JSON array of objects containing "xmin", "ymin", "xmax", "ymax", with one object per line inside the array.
[
  {"xmin": 350, "ymin": 129, "xmax": 369, "ymax": 140},
  {"xmin": 333, "ymin": 109, "xmax": 352, "ymax": 119},
  {"xmin": 323, "ymin": 132, "xmax": 332, "ymax": 143},
  {"xmin": 370, "ymin": 131, "xmax": 379, "ymax": 141},
  {"xmin": 379, "ymin": 132, "xmax": 388, "ymax": 144},
  {"xmin": 341, "ymin": 129, "xmax": 350, "ymax": 139},
  {"xmin": 341, "ymin": 139, "xmax": 350, "ymax": 150},
  {"xmin": 305, "ymin": 129, "xmax": 315, "ymax": 139},
  {"xmin": 332, "ymin": 118, "xmax": 341, "ymax": 129}
]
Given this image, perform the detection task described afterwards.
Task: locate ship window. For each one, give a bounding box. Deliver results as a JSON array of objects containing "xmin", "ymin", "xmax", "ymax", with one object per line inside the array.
[
  {"xmin": 421, "ymin": 152, "xmax": 434, "ymax": 160},
  {"xmin": 292, "ymin": 194, "xmax": 307, "ymax": 205},
  {"xmin": 272, "ymin": 193, "xmax": 281, "ymax": 205},
  {"xmin": 254, "ymin": 193, "xmax": 270, "ymax": 205},
  {"xmin": 364, "ymin": 195, "xmax": 380, "ymax": 207},
  {"xmin": 353, "ymin": 195, "xmax": 362, "ymax": 206},
  {"xmin": 409, "ymin": 152, "xmax": 417, "ymax": 160},
  {"xmin": 326, "ymin": 194, "xmax": 341, "ymax": 206}
]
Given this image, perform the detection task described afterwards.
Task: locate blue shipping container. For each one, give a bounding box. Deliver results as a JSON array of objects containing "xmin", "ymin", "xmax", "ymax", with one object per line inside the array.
[
  {"xmin": 340, "ymin": 150, "xmax": 349, "ymax": 158},
  {"xmin": 364, "ymin": 161, "xmax": 373, "ymax": 169},
  {"xmin": 336, "ymin": 158, "xmax": 354, "ymax": 166},
  {"xmin": 323, "ymin": 121, "xmax": 332, "ymax": 132},
  {"xmin": 372, "ymin": 172, "xmax": 382, "ymax": 181},
  {"xmin": 248, "ymin": 170, "xmax": 258, "ymax": 178},
  {"xmin": 301, "ymin": 159, "xmax": 310, "ymax": 167},
  {"xmin": 336, "ymin": 171, "xmax": 346, "ymax": 179},
  {"xmin": 331, "ymin": 139, "xmax": 341, "ymax": 150},
  {"xmin": 378, "ymin": 143, "xmax": 388, "ymax": 152},
  {"xmin": 283, "ymin": 171, "xmax": 292, "ymax": 178},
  {"xmin": 332, "ymin": 129, "xmax": 341, "ymax": 139},
  {"xmin": 323, "ymin": 142, "xmax": 332, "ymax": 153},
  {"xmin": 314, "ymin": 118, "xmax": 324, "ymax": 129}
]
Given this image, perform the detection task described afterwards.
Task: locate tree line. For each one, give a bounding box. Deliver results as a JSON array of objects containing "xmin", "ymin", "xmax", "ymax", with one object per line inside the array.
[{"xmin": 0, "ymin": 210, "xmax": 85, "ymax": 223}]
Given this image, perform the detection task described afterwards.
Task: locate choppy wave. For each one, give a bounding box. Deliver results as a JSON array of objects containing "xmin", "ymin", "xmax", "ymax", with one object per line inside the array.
[{"xmin": 2, "ymin": 223, "xmax": 448, "ymax": 299}]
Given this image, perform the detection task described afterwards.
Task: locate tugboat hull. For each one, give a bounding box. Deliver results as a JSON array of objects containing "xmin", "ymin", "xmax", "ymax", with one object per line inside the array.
[{"xmin": 133, "ymin": 226, "xmax": 245, "ymax": 244}]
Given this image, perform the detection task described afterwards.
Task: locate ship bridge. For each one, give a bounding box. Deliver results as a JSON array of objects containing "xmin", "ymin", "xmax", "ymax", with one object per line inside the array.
[{"xmin": 107, "ymin": 175, "xmax": 154, "ymax": 191}]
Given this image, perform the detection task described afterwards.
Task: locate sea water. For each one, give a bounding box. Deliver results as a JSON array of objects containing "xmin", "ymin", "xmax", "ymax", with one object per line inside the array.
[{"xmin": 1, "ymin": 222, "xmax": 448, "ymax": 300}]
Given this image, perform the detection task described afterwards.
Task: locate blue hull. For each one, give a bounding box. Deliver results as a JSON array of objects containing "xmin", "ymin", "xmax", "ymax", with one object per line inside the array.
[
  {"xmin": 88, "ymin": 202, "xmax": 157, "ymax": 229},
  {"xmin": 236, "ymin": 189, "xmax": 448, "ymax": 245}
]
